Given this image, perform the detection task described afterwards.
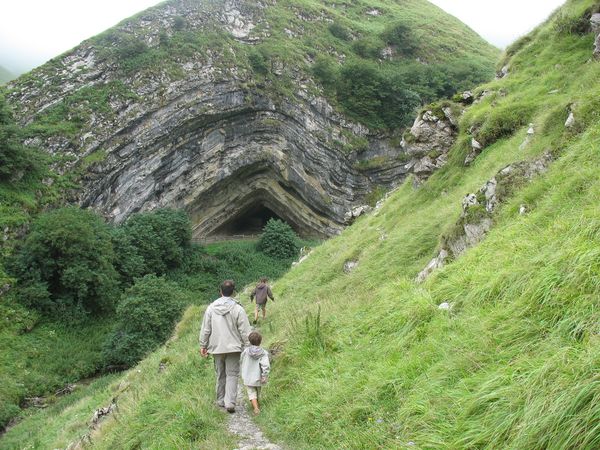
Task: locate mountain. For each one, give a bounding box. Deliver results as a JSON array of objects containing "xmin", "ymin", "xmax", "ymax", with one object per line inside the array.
[
  {"xmin": 4, "ymin": 0, "xmax": 498, "ymax": 239},
  {"xmin": 3, "ymin": 0, "xmax": 599, "ymax": 447},
  {"xmin": 0, "ymin": 65, "xmax": 14, "ymax": 84}
]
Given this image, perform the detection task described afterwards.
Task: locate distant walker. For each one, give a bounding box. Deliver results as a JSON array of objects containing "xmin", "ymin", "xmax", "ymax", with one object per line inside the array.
[{"xmin": 250, "ymin": 277, "xmax": 275, "ymax": 324}]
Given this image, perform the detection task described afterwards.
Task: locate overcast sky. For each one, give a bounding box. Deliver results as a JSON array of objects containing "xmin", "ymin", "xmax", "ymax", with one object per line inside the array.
[{"xmin": 0, "ymin": 0, "xmax": 566, "ymax": 75}]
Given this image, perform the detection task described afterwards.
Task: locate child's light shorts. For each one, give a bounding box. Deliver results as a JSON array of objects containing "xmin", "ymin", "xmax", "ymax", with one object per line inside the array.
[{"xmin": 246, "ymin": 385, "xmax": 261, "ymax": 400}]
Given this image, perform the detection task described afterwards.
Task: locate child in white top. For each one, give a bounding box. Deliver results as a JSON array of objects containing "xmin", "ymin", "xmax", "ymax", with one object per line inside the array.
[{"xmin": 240, "ymin": 330, "xmax": 270, "ymax": 414}]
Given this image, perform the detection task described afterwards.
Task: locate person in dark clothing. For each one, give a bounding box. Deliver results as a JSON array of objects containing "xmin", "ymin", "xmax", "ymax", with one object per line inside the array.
[{"xmin": 250, "ymin": 277, "xmax": 274, "ymax": 324}]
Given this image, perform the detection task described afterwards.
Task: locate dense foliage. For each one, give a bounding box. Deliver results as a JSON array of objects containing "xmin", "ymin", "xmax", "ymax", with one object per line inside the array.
[
  {"xmin": 112, "ymin": 208, "xmax": 191, "ymax": 285},
  {"xmin": 103, "ymin": 275, "xmax": 186, "ymax": 367},
  {"xmin": 0, "ymin": 90, "xmax": 43, "ymax": 180},
  {"xmin": 9, "ymin": 207, "xmax": 118, "ymax": 318},
  {"xmin": 257, "ymin": 218, "xmax": 301, "ymax": 259}
]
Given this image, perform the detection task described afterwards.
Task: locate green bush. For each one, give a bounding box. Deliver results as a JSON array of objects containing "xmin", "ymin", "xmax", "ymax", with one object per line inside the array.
[
  {"xmin": 10, "ymin": 207, "xmax": 118, "ymax": 318},
  {"xmin": 553, "ymin": 11, "xmax": 592, "ymax": 35},
  {"xmin": 257, "ymin": 219, "xmax": 300, "ymax": 259},
  {"xmin": 381, "ymin": 22, "xmax": 417, "ymax": 56},
  {"xmin": 113, "ymin": 208, "xmax": 191, "ymax": 284},
  {"xmin": 474, "ymin": 102, "xmax": 536, "ymax": 146},
  {"xmin": 102, "ymin": 275, "xmax": 185, "ymax": 367},
  {"xmin": 312, "ymin": 55, "xmax": 339, "ymax": 90},
  {"xmin": 337, "ymin": 61, "xmax": 421, "ymax": 129},
  {"xmin": 352, "ymin": 37, "xmax": 385, "ymax": 59},
  {"xmin": 329, "ymin": 22, "xmax": 352, "ymax": 41},
  {"xmin": 0, "ymin": 90, "xmax": 45, "ymax": 180}
]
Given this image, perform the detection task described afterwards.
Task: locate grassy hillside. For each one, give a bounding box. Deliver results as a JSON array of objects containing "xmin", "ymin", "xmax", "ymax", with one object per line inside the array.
[{"xmin": 3, "ymin": 0, "xmax": 600, "ymax": 449}]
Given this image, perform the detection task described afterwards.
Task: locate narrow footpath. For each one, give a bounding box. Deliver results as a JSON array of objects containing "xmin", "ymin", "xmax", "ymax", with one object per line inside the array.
[{"xmin": 228, "ymin": 384, "xmax": 283, "ymax": 450}]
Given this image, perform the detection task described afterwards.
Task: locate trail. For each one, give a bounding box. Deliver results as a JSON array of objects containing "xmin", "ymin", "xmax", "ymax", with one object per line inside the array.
[{"xmin": 228, "ymin": 384, "xmax": 283, "ymax": 450}]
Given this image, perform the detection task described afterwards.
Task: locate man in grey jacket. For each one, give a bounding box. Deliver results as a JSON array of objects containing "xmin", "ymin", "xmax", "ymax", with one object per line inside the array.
[{"xmin": 199, "ymin": 280, "xmax": 251, "ymax": 413}]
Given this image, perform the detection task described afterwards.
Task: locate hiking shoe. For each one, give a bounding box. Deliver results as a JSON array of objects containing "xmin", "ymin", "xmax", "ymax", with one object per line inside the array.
[
  {"xmin": 226, "ymin": 406, "xmax": 236, "ymax": 413},
  {"xmin": 252, "ymin": 319, "xmax": 257, "ymax": 325}
]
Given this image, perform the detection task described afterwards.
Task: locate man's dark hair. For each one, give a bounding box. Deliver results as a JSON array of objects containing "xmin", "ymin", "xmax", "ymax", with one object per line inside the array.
[
  {"xmin": 248, "ymin": 331, "xmax": 262, "ymax": 346},
  {"xmin": 260, "ymin": 277, "xmax": 268, "ymax": 283},
  {"xmin": 220, "ymin": 280, "xmax": 235, "ymax": 297}
]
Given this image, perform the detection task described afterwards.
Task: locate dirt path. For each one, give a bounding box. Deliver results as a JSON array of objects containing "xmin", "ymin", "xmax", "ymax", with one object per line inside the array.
[{"xmin": 228, "ymin": 384, "xmax": 283, "ymax": 450}]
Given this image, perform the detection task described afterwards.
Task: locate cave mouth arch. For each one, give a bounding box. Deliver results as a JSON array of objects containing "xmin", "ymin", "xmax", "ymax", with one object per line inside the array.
[{"xmin": 209, "ymin": 202, "xmax": 296, "ymax": 237}]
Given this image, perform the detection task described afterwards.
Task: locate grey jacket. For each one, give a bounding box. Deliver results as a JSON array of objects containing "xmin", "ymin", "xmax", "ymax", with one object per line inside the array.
[
  {"xmin": 240, "ymin": 346, "xmax": 270, "ymax": 387},
  {"xmin": 199, "ymin": 297, "xmax": 251, "ymax": 354}
]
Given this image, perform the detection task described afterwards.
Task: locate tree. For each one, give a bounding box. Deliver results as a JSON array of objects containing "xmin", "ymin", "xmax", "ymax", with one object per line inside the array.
[
  {"xmin": 257, "ymin": 218, "xmax": 300, "ymax": 259},
  {"xmin": 0, "ymin": 90, "xmax": 43, "ymax": 180},
  {"xmin": 10, "ymin": 207, "xmax": 118, "ymax": 317},
  {"xmin": 113, "ymin": 208, "xmax": 191, "ymax": 284},
  {"xmin": 103, "ymin": 275, "xmax": 185, "ymax": 367}
]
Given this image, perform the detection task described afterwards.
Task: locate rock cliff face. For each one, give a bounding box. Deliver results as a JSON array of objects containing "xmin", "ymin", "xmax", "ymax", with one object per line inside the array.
[{"xmin": 6, "ymin": 0, "xmax": 490, "ymax": 238}]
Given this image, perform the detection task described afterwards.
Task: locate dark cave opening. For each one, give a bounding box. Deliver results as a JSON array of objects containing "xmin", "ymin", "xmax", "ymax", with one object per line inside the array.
[{"xmin": 211, "ymin": 203, "xmax": 288, "ymax": 236}]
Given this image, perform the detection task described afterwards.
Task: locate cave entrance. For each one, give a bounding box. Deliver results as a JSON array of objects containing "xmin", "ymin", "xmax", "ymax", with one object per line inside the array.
[{"xmin": 211, "ymin": 203, "xmax": 286, "ymax": 237}]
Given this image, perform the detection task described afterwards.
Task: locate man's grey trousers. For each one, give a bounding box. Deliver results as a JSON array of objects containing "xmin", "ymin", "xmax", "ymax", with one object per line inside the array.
[{"xmin": 213, "ymin": 352, "xmax": 241, "ymax": 408}]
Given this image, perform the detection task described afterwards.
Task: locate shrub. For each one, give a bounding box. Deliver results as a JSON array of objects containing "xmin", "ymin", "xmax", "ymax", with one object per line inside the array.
[
  {"xmin": 474, "ymin": 102, "xmax": 536, "ymax": 146},
  {"xmin": 0, "ymin": 90, "xmax": 44, "ymax": 180},
  {"xmin": 329, "ymin": 22, "xmax": 352, "ymax": 41},
  {"xmin": 381, "ymin": 22, "xmax": 417, "ymax": 56},
  {"xmin": 10, "ymin": 207, "xmax": 118, "ymax": 317},
  {"xmin": 248, "ymin": 46, "xmax": 271, "ymax": 75},
  {"xmin": 352, "ymin": 37, "xmax": 385, "ymax": 59},
  {"xmin": 113, "ymin": 208, "xmax": 191, "ymax": 284},
  {"xmin": 337, "ymin": 61, "xmax": 421, "ymax": 129},
  {"xmin": 102, "ymin": 275, "xmax": 185, "ymax": 367},
  {"xmin": 312, "ymin": 55, "xmax": 339, "ymax": 90},
  {"xmin": 553, "ymin": 11, "xmax": 592, "ymax": 35},
  {"xmin": 257, "ymin": 218, "xmax": 300, "ymax": 259}
]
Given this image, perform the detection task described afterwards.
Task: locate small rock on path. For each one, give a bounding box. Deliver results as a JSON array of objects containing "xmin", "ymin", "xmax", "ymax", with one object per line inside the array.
[{"xmin": 228, "ymin": 384, "xmax": 283, "ymax": 450}]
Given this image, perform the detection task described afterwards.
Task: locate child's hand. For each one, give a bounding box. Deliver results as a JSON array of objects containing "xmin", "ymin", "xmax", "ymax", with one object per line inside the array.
[{"xmin": 261, "ymin": 376, "xmax": 267, "ymax": 384}]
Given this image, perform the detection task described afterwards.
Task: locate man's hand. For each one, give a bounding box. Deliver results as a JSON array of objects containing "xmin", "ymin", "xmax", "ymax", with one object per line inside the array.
[
  {"xmin": 261, "ymin": 376, "xmax": 267, "ymax": 384},
  {"xmin": 200, "ymin": 348, "xmax": 209, "ymax": 358}
]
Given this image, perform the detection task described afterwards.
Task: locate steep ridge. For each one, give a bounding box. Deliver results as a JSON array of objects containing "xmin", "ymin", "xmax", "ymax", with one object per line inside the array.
[{"xmin": 5, "ymin": 0, "xmax": 497, "ymax": 238}]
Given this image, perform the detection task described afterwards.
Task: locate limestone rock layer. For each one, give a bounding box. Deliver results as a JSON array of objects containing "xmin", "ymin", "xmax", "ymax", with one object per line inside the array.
[{"xmin": 6, "ymin": 0, "xmax": 490, "ymax": 238}]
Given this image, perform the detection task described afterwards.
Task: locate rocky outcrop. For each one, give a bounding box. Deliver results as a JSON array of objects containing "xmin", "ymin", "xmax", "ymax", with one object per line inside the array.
[
  {"xmin": 417, "ymin": 152, "xmax": 553, "ymax": 282},
  {"xmin": 401, "ymin": 107, "xmax": 459, "ymax": 185},
  {"xmin": 6, "ymin": 0, "xmax": 469, "ymax": 239},
  {"xmin": 591, "ymin": 13, "xmax": 600, "ymax": 58}
]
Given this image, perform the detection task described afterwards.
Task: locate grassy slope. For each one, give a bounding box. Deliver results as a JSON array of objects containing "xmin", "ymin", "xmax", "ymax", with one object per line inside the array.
[
  {"xmin": 2, "ymin": 1, "xmax": 600, "ymax": 449},
  {"xmin": 255, "ymin": 1, "xmax": 600, "ymax": 448}
]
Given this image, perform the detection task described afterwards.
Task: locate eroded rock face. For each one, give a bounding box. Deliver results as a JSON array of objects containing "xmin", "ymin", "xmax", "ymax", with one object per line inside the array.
[
  {"xmin": 7, "ymin": 0, "xmax": 460, "ymax": 239},
  {"xmin": 401, "ymin": 108, "xmax": 459, "ymax": 185}
]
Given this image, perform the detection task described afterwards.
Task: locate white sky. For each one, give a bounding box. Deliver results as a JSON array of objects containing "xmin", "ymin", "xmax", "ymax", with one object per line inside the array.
[{"xmin": 0, "ymin": 0, "xmax": 566, "ymax": 75}]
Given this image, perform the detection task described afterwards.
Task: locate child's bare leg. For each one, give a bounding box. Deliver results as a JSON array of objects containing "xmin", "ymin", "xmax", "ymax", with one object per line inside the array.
[
  {"xmin": 262, "ymin": 306, "xmax": 266, "ymax": 320},
  {"xmin": 254, "ymin": 306, "xmax": 259, "ymax": 323},
  {"xmin": 251, "ymin": 398, "xmax": 260, "ymax": 414}
]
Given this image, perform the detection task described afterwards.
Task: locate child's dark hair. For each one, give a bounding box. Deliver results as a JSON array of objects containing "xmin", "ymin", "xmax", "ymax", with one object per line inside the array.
[{"xmin": 248, "ymin": 331, "xmax": 262, "ymax": 346}]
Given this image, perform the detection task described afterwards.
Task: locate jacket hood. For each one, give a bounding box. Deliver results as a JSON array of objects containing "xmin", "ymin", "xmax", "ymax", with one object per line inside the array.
[
  {"xmin": 248, "ymin": 345, "xmax": 266, "ymax": 359},
  {"xmin": 256, "ymin": 283, "xmax": 268, "ymax": 291},
  {"xmin": 212, "ymin": 297, "xmax": 237, "ymax": 315}
]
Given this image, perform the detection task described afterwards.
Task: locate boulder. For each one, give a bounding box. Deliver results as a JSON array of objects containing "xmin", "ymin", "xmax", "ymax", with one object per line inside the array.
[
  {"xmin": 565, "ymin": 111, "xmax": 576, "ymax": 128},
  {"xmin": 343, "ymin": 260, "xmax": 359, "ymax": 274},
  {"xmin": 403, "ymin": 108, "xmax": 459, "ymax": 183}
]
